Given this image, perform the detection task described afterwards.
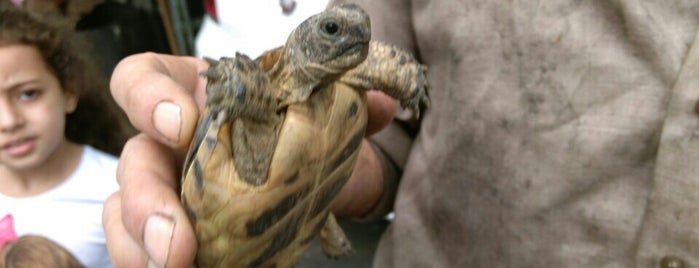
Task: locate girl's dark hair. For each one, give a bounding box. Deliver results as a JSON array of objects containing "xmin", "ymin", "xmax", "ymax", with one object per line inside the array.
[
  {"xmin": 0, "ymin": 3, "xmax": 133, "ymax": 156},
  {"xmin": 0, "ymin": 235, "xmax": 84, "ymax": 268}
]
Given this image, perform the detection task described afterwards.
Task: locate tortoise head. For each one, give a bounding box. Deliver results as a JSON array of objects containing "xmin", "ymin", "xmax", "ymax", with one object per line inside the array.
[{"xmin": 284, "ymin": 4, "xmax": 371, "ymax": 78}]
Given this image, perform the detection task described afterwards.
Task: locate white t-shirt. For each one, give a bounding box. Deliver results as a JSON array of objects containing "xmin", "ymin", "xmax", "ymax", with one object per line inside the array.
[{"xmin": 0, "ymin": 145, "xmax": 118, "ymax": 268}]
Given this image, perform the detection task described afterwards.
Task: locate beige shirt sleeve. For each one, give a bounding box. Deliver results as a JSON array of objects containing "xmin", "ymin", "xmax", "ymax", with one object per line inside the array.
[
  {"xmin": 327, "ymin": 0, "xmax": 423, "ymax": 220},
  {"xmin": 635, "ymin": 28, "xmax": 699, "ymax": 266}
]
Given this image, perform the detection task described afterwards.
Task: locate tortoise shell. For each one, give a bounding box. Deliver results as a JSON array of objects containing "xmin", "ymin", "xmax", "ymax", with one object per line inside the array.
[{"xmin": 181, "ymin": 4, "xmax": 428, "ymax": 267}]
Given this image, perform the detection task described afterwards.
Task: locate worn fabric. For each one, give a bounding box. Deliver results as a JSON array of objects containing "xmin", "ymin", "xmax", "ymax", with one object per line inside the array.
[
  {"xmin": 329, "ymin": 0, "xmax": 699, "ymax": 267},
  {"xmin": 0, "ymin": 146, "xmax": 118, "ymax": 267}
]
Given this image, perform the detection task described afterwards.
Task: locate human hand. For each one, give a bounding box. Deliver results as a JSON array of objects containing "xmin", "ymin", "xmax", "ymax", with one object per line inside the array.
[
  {"xmin": 102, "ymin": 52, "xmax": 397, "ymax": 267},
  {"xmin": 331, "ymin": 91, "xmax": 397, "ymax": 218},
  {"xmin": 102, "ymin": 52, "xmax": 208, "ymax": 268}
]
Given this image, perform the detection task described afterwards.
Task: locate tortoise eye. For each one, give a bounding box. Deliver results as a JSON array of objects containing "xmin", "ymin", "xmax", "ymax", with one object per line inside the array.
[{"xmin": 323, "ymin": 21, "xmax": 339, "ymax": 35}]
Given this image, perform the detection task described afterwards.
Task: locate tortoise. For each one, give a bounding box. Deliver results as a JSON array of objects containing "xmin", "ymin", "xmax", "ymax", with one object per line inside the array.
[{"xmin": 181, "ymin": 3, "xmax": 429, "ymax": 267}]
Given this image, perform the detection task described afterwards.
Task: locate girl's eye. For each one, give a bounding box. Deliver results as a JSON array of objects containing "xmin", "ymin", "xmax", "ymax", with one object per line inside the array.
[{"xmin": 18, "ymin": 89, "xmax": 41, "ymax": 101}]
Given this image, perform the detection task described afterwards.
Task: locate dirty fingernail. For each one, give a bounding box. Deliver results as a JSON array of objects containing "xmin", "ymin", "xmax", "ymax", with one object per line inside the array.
[
  {"xmin": 153, "ymin": 101, "xmax": 182, "ymax": 143},
  {"xmin": 144, "ymin": 215, "xmax": 174, "ymax": 268}
]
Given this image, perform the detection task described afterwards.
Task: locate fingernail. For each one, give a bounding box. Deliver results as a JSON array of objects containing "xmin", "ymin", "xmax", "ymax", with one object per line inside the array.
[
  {"xmin": 153, "ymin": 101, "xmax": 182, "ymax": 143},
  {"xmin": 144, "ymin": 215, "xmax": 174, "ymax": 268}
]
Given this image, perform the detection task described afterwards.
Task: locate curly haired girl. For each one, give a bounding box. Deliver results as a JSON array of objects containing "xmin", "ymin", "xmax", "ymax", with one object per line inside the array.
[{"xmin": 0, "ymin": 3, "xmax": 132, "ymax": 267}]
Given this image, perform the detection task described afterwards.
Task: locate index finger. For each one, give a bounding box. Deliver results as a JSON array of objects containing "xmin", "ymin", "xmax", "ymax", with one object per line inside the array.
[
  {"xmin": 110, "ymin": 52, "xmax": 209, "ymax": 149},
  {"xmin": 113, "ymin": 134, "xmax": 197, "ymax": 267}
]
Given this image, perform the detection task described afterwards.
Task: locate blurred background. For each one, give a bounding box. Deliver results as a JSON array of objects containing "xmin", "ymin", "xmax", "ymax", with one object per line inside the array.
[{"xmin": 25, "ymin": 0, "xmax": 338, "ymax": 75}]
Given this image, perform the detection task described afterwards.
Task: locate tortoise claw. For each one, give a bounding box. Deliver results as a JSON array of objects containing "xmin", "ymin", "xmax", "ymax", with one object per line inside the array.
[{"xmin": 401, "ymin": 64, "xmax": 430, "ymax": 118}]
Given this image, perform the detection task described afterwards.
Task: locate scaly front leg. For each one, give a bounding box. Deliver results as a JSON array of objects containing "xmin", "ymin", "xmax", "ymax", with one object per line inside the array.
[
  {"xmin": 201, "ymin": 53, "xmax": 282, "ymax": 186},
  {"xmin": 339, "ymin": 41, "xmax": 430, "ymax": 117}
]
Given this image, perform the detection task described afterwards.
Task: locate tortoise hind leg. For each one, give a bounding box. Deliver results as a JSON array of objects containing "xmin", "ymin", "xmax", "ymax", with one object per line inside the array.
[{"xmin": 319, "ymin": 213, "xmax": 354, "ymax": 258}]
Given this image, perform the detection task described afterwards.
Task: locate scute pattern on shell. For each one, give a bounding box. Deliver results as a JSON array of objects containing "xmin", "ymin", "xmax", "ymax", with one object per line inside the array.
[{"xmin": 181, "ymin": 3, "xmax": 429, "ymax": 268}]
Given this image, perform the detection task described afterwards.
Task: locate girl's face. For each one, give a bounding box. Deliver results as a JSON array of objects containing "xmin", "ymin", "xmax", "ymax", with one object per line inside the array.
[{"xmin": 0, "ymin": 44, "xmax": 77, "ymax": 171}]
